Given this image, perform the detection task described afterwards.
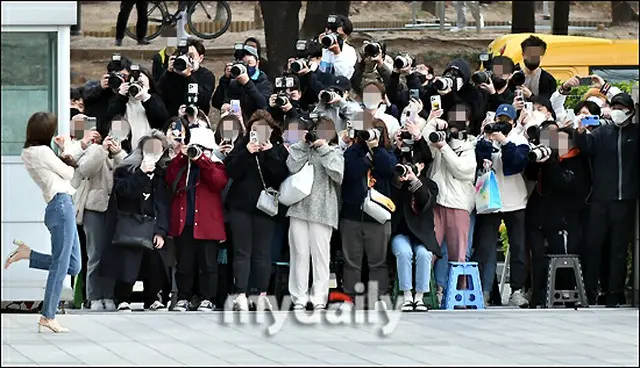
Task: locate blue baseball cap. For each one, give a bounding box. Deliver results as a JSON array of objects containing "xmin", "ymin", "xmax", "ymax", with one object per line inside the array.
[{"xmin": 496, "ymin": 104, "xmax": 517, "ymax": 120}]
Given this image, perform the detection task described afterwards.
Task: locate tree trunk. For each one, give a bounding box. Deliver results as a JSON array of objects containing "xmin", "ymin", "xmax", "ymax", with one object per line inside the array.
[
  {"xmin": 552, "ymin": 0, "xmax": 570, "ymax": 35},
  {"xmin": 611, "ymin": 1, "xmax": 635, "ymax": 24},
  {"xmin": 421, "ymin": 1, "xmax": 436, "ymax": 14},
  {"xmin": 260, "ymin": 1, "xmax": 302, "ymax": 79},
  {"xmin": 334, "ymin": 1, "xmax": 351, "ymax": 17},
  {"xmin": 300, "ymin": 2, "xmax": 334, "ymax": 39},
  {"xmin": 511, "ymin": 1, "xmax": 536, "ymax": 33}
]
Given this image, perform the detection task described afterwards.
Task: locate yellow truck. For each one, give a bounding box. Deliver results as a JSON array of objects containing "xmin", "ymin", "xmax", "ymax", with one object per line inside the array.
[{"xmin": 484, "ymin": 34, "xmax": 639, "ymax": 82}]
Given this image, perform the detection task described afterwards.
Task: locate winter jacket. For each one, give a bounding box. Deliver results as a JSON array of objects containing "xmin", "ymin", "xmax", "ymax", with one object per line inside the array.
[
  {"xmin": 341, "ymin": 143, "xmax": 397, "ymax": 223},
  {"xmin": 423, "ymin": 119, "xmax": 477, "ymax": 213},
  {"xmin": 105, "ymin": 93, "xmax": 169, "ymax": 142},
  {"xmin": 166, "ymin": 152, "xmax": 229, "ymax": 241},
  {"xmin": 475, "ymin": 130, "xmax": 531, "ymax": 212},
  {"xmin": 573, "ymin": 123, "xmax": 638, "ymax": 201},
  {"xmin": 82, "ymin": 80, "xmax": 118, "ymax": 136},
  {"xmin": 286, "ymin": 142, "xmax": 344, "ymax": 229},
  {"xmin": 157, "ymin": 66, "xmax": 215, "ymax": 116},
  {"xmin": 226, "ymin": 70, "xmax": 274, "ymax": 122}
]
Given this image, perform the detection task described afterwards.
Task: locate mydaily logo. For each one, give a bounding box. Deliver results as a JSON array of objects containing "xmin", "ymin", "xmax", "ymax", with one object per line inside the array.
[{"xmin": 218, "ymin": 282, "xmax": 403, "ymax": 336}]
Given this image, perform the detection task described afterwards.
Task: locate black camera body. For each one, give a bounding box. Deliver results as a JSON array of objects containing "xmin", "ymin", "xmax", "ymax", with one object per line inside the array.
[
  {"xmin": 394, "ymin": 162, "xmax": 419, "ymax": 178},
  {"xmin": 326, "ymin": 14, "xmax": 342, "ymax": 32},
  {"xmin": 305, "ymin": 130, "xmax": 319, "ymax": 144},
  {"xmin": 233, "ymin": 42, "xmax": 245, "ymax": 61},
  {"xmin": 321, "ymin": 33, "xmax": 339, "ymax": 49},
  {"xmin": 127, "ymin": 64, "xmax": 142, "ymax": 97},
  {"xmin": 290, "ymin": 59, "xmax": 307, "ymax": 74},
  {"xmin": 186, "ymin": 144, "xmax": 203, "ymax": 159},
  {"xmin": 471, "ymin": 70, "xmax": 492, "ymax": 85},
  {"xmin": 363, "ymin": 41, "xmax": 383, "ymax": 58},
  {"xmin": 394, "ymin": 54, "xmax": 413, "ymax": 70},
  {"xmin": 230, "ymin": 62, "xmax": 248, "ymax": 78},
  {"xmin": 320, "ymin": 90, "xmax": 340, "ymax": 104},
  {"xmin": 173, "ymin": 39, "xmax": 192, "ymax": 73},
  {"xmin": 274, "ymin": 76, "xmax": 295, "ymax": 107},
  {"xmin": 511, "ymin": 70, "xmax": 525, "ymax": 87},
  {"xmin": 484, "ymin": 122, "xmax": 512, "ymax": 135},
  {"xmin": 108, "ymin": 72, "xmax": 126, "ymax": 91}
]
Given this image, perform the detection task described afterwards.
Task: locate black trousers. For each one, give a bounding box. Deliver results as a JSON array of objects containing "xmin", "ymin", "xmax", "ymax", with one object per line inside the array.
[
  {"xmin": 115, "ymin": 248, "xmax": 165, "ymax": 307},
  {"xmin": 472, "ymin": 210, "xmax": 526, "ymax": 293},
  {"xmin": 115, "ymin": 1, "xmax": 148, "ymax": 41},
  {"xmin": 527, "ymin": 214, "xmax": 581, "ymax": 306},
  {"xmin": 72, "ymin": 225, "xmax": 89, "ymax": 305},
  {"xmin": 175, "ymin": 225, "xmax": 219, "ymax": 301},
  {"xmin": 229, "ymin": 211, "xmax": 276, "ymax": 294},
  {"xmin": 583, "ymin": 200, "xmax": 636, "ymax": 299}
]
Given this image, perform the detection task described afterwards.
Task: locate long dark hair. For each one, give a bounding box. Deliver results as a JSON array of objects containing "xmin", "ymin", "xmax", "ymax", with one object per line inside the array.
[
  {"xmin": 245, "ymin": 109, "xmax": 282, "ymax": 144},
  {"xmin": 24, "ymin": 112, "xmax": 57, "ymax": 148},
  {"xmin": 214, "ymin": 113, "xmax": 245, "ymax": 145}
]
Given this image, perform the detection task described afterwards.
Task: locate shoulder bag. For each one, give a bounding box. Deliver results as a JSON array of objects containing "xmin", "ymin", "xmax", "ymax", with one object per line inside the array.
[
  {"xmin": 112, "ymin": 178, "xmax": 156, "ymax": 250},
  {"xmin": 279, "ymin": 161, "xmax": 314, "ymax": 207},
  {"xmin": 255, "ymin": 156, "xmax": 280, "ymax": 217},
  {"xmin": 361, "ymin": 169, "xmax": 396, "ymax": 224}
]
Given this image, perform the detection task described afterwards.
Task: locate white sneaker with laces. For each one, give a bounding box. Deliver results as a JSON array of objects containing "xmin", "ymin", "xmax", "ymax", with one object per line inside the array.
[
  {"xmin": 173, "ymin": 299, "xmax": 189, "ymax": 312},
  {"xmin": 197, "ymin": 299, "xmax": 214, "ymax": 311},
  {"xmin": 148, "ymin": 300, "xmax": 165, "ymax": 311},
  {"xmin": 257, "ymin": 295, "xmax": 272, "ymax": 312},
  {"xmin": 90, "ymin": 300, "xmax": 104, "ymax": 311},
  {"xmin": 234, "ymin": 294, "xmax": 249, "ymax": 311},
  {"xmin": 117, "ymin": 302, "xmax": 132, "ymax": 312},
  {"xmin": 509, "ymin": 289, "xmax": 530, "ymax": 308},
  {"xmin": 103, "ymin": 299, "xmax": 117, "ymax": 311}
]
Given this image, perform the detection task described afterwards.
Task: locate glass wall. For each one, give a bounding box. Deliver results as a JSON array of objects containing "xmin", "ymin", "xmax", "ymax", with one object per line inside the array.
[{"xmin": 1, "ymin": 32, "xmax": 57, "ymax": 155}]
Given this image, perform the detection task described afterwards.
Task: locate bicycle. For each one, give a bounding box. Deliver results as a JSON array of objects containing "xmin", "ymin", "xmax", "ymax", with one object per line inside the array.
[{"xmin": 125, "ymin": 1, "xmax": 232, "ymax": 41}]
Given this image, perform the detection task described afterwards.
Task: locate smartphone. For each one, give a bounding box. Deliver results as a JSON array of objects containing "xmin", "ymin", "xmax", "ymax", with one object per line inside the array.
[
  {"xmin": 221, "ymin": 138, "xmax": 232, "ymax": 146},
  {"xmin": 404, "ymin": 109, "xmax": 416, "ymax": 125},
  {"xmin": 249, "ymin": 130, "xmax": 259, "ymax": 144},
  {"xmin": 188, "ymin": 83, "xmax": 198, "ymax": 95},
  {"xmin": 515, "ymin": 89, "xmax": 524, "ymax": 102},
  {"xmin": 524, "ymin": 102, "xmax": 533, "ymax": 114},
  {"xmin": 230, "ymin": 99, "xmax": 241, "ymax": 115},
  {"xmin": 486, "ymin": 111, "xmax": 496, "ymax": 122},
  {"xmin": 84, "ymin": 116, "xmax": 97, "ymax": 131},
  {"xmin": 578, "ymin": 76, "xmax": 592, "ymax": 86},
  {"xmin": 409, "ymin": 89, "xmax": 420, "ymax": 100},
  {"xmin": 581, "ymin": 115, "xmax": 600, "ymax": 126},
  {"xmin": 565, "ymin": 109, "xmax": 576, "ymax": 126},
  {"xmin": 430, "ymin": 95, "xmax": 441, "ymax": 111}
]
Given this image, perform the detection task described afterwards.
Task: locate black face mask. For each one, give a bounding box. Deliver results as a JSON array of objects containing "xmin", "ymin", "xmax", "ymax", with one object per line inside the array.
[
  {"xmin": 491, "ymin": 75, "xmax": 508, "ymax": 91},
  {"xmin": 70, "ymin": 108, "xmax": 81, "ymax": 118},
  {"xmin": 524, "ymin": 59, "xmax": 540, "ymax": 71},
  {"xmin": 417, "ymin": 74, "xmax": 427, "ymax": 85}
]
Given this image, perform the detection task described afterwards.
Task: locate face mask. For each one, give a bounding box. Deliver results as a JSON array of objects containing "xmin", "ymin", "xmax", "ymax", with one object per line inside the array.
[
  {"xmin": 491, "ymin": 75, "xmax": 507, "ymax": 90},
  {"xmin": 192, "ymin": 59, "xmax": 200, "ymax": 71},
  {"xmin": 362, "ymin": 93, "xmax": 381, "ymax": 110},
  {"xmin": 610, "ymin": 109, "xmax": 632, "ymax": 126},
  {"xmin": 247, "ymin": 66, "xmax": 257, "ymax": 77},
  {"xmin": 531, "ymin": 111, "xmax": 547, "ymax": 126},
  {"xmin": 70, "ymin": 108, "xmax": 81, "ymax": 118},
  {"xmin": 524, "ymin": 59, "xmax": 540, "ymax": 71},
  {"xmin": 143, "ymin": 152, "xmax": 163, "ymax": 163}
]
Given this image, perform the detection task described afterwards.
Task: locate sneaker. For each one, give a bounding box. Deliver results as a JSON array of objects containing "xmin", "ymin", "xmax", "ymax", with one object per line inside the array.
[
  {"xmin": 117, "ymin": 302, "xmax": 132, "ymax": 312},
  {"xmin": 436, "ymin": 286, "xmax": 444, "ymax": 307},
  {"xmin": 103, "ymin": 299, "xmax": 117, "ymax": 311},
  {"xmin": 414, "ymin": 300, "xmax": 428, "ymax": 312},
  {"xmin": 137, "ymin": 38, "xmax": 150, "ymax": 46},
  {"xmin": 292, "ymin": 303, "xmax": 306, "ymax": 311},
  {"xmin": 314, "ymin": 304, "xmax": 326, "ymax": 310},
  {"xmin": 173, "ymin": 299, "xmax": 189, "ymax": 312},
  {"xmin": 148, "ymin": 300, "xmax": 165, "ymax": 311},
  {"xmin": 197, "ymin": 299, "xmax": 214, "ymax": 312},
  {"xmin": 90, "ymin": 300, "xmax": 104, "ymax": 311},
  {"xmin": 509, "ymin": 289, "xmax": 530, "ymax": 308},
  {"xmin": 257, "ymin": 295, "xmax": 272, "ymax": 312},
  {"xmin": 483, "ymin": 292, "xmax": 491, "ymax": 307},
  {"xmin": 234, "ymin": 294, "xmax": 249, "ymax": 311},
  {"xmin": 115, "ymin": 39, "xmax": 122, "ymax": 46},
  {"xmin": 401, "ymin": 300, "xmax": 414, "ymax": 312}
]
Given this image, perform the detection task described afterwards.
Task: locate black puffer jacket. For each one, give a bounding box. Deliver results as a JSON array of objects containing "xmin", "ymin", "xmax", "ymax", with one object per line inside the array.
[
  {"xmin": 573, "ymin": 123, "xmax": 639, "ymax": 201},
  {"xmin": 226, "ymin": 71, "xmax": 274, "ymax": 122}
]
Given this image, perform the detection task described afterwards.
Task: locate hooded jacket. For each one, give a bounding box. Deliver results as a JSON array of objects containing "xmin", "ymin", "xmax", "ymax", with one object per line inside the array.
[
  {"xmin": 420, "ymin": 59, "xmax": 489, "ymax": 136},
  {"xmin": 423, "ymin": 119, "xmax": 477, "ymax": 213},
  {"xmin": 226, "ymin": 70, "xmax": 274, "ymax": 122}
]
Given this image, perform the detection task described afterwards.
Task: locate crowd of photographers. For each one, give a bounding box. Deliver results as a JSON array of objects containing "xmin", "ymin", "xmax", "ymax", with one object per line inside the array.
[{"xmin": 64, "ymin": 14, "xmax": 638, "ymax": 313}]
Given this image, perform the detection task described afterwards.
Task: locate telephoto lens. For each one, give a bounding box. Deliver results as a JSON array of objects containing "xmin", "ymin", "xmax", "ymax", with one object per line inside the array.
[
  {"xmin": 108, "ymin": 73, "xmax": 123, "ymax": 90},
  {"xmin": 394, "ymin": 164, "xmax": 408, "ymax": 178},
  {"xmin": 320, "ymin": 91, "xmax": 336, "ymax": 104},
  {"xmin": 185, "ymin": 105, "xmax": 198, "ymax": 117},
  {"xmin": 186, "ymin": 144, "xmax": 202, "ymax": 159},
  {"xmin": 230, "ymin": 63, "xmax": 247, "ymax": 78},
  {"xmin": 511, "ymin": 70, "xmax": 525, "ymax": 86},
  {"xmin": 357, "ymin": 129, "xmax": 381, "ymax": 142},
  {"xmin": 428, "ymin": 130, "xmax": 447, "ymax": 143},
  {"xmin": 527, "ymin": 145, "xmax": 552, "ymax": 162},
  {"xmin": 394, "ymin": 55, "xmax": 411, "ymax": 70},
  {"xmin": 173, "ymin": 56, "xmax": 188, "ymax": 73},
  {"xmin": 305, "ymin": 130, "xmax": 319, "ymax": 143},
  {"xmin": 275, "ymin": 93, "xmax": 289, "ymax": 108},
  {"xmin": 321, "ymin": 33, "xmax": 338, "ymax": 48},
  {"xmin": 364, "ymin": 43, "xmax": 380, "ymax": 58},
  {"xmin": 471, "ymin": 71, "xmax": 490, "ymax": 85},
  {"xmin": 128, "ymin": 83, "xmax": 140, "ymax": 97},
  {"xmin": 290, "ymin": 59, "xmax": 306, "ymax": 74},
  {"xmin": 433, "ymin": 77, "xmax": 453, "ymax": 92},
  {"xmin": 483, "ymin": 122, "xmax": 511, "ymax": 135}
]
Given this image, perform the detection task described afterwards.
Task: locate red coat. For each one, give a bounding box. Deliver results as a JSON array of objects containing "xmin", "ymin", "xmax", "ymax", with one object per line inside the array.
[{"xmin": 165, "ymin": 152, "xmax": 229, "ymax": 241}]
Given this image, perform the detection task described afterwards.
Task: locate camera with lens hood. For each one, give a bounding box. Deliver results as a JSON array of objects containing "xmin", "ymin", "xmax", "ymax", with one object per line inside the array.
[
  {"xmin": 363, "ymin": 41, "xmax": 383, "ymax": 58},
  {"xmin": 127, "ymin": 64, "xmax": 143, "ymax": 97},
  {"xmin": 186, "ymin": 144, "xmax": 203, "ymax": 159},
  {"xmin": 433, "ymin": 76, "xmax": 455, "ymax": 93},
  {"xmin": 320, "ymin": 89, "xmax": 340, "ymax": 105},
  {"xmin": 230, "ymin": 62, "xmax": 248, "ymax": 79},
  {"xmin": 290, "ymin": 59, "xmax": 308, "ymax": 74},
  {"xmin": 321, "ymin": 33, "xmax": 339, "ymax": 49},
  {"xmin": 394, "ymin": 54, "xmax": 413, "ymax": 70},
  {"xmin": 356, "ymin": 128, "xmax": 382, "ymax": 143},
  {"xmin": 428, "ymin": 129, "xmax": 466, "ymax": 144},
  {"xmin": 274, "ymin": 76, "xmax": 295, "ymax": 108},
  {"xmin": 173, "ymin": 38, "xmax": 192, "ymax": 74},
  {"xmin": 527, "ymin": 145, "xmax": 552, "ymax": 162},
  {"xmin": 483, "ymin": 122, "xmax": 512, "ymax": 135},
  {"xmin": 471, "ymin": 70, "xmax": 492, "ymax": 85},
  {"xmin": 510, "ymin": 70, "xmax": 525, "ymax": 87},
  {"xmin": 394, "ymin": 162, "xmax": 419, "ymax": 178},
  {"xmin": 184, "ymin": 83, "xmax": 199, "ymax": 117}
]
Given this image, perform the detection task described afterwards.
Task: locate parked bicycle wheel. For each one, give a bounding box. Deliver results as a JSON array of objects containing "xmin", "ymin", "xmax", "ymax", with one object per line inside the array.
[
  {"xmin": 187, "ymin": 1, "xmax": 232, "ymax": 40},
  {"xmin": 125, "ymin": 1, "xmax": 168, "ymax": 42}
]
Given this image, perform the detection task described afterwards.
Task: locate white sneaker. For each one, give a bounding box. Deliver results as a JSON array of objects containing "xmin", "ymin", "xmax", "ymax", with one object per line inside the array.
[
  {"xmin": 234, "ymin": 294, "xmax": 249, "ymax": 311},
  {"xmin": 103, "ymin": 299, "xmax": 117, "ymax": 311},
  {"xmin": 173, "ymin": 299, "xmax": 189, "ymax": 312},
  {"xmin": 256, "ymin": 295, "xmax": 272, "ymax": 312},
  {"xmin": 117, "ymin": 302, "xmax": 132, "ymax": 312},
  {"xmin": 90, "ymin": 300, "xmax": 104, "ymax": 311},
  {"xmin": 509, "ymin": 289, "xmax": 530, "ymax": 308},
  {"xmin": 197, "ymin": 299, "xmax": 214, "ymax": 312},
  {"xmin": 148, "ymin": 300, "xmax": 165, "ymax": 311}
]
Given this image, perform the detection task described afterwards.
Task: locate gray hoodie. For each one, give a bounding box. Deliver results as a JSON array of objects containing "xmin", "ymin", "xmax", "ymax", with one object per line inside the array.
[{"xmin": 285, "ymin": 142, "xmax": 344, "ymax": 229}]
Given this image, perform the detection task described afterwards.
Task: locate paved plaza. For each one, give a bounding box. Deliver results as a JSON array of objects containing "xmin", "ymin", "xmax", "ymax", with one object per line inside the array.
[{"xmin": 2, "ymin": 308, "xmax": 638, "ymax": 366}]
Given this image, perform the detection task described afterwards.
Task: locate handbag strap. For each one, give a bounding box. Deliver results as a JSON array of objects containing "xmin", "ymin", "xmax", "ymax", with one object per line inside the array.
[{"xmin": 255, "ymin": 155, "xmax": 268, "ymax": 190}]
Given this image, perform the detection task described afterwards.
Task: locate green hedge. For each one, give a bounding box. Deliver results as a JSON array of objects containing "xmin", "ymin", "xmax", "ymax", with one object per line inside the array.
[{"xmin": 557, "ymin": 80, "xmax": 634, "ymax": 110}]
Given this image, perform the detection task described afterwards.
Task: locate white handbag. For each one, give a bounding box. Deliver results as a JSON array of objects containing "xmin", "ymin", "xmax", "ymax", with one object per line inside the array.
[{"xmin": 279, "ymin": 162, "xmax": 314, "ymax": 206}]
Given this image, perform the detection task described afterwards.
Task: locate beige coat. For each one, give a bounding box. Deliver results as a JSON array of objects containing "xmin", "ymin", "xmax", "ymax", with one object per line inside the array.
[{"xmin": 71, "ymin": 144, "xmax": 126, "ymax": 225}]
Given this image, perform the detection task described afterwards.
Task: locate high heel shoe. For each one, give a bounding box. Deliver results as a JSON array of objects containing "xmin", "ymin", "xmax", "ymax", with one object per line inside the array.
[
  {"xmin": 37, "ymin": 318, "xmax": 69, "ymax": 333},
  {"xmin": 4, "ymin": 240, "xmax": 29, "ymax": 269}
]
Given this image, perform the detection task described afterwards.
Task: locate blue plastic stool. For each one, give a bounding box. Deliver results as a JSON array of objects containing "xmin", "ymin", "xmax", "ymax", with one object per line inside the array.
[{"xmin": 443, "ymin": 262, "xmax": 484, "ymax": 310}]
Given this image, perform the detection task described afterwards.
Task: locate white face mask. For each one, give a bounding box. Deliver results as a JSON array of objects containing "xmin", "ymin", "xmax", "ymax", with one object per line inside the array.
[
  {"xmin": 143, "ymin": 152, "xmax": 163, "ymax": 164},
  {"xmin": 362, "ymin": 93, "xmax": 381, "ymax": 110},
  {"xmin": 448, "ymin": 138, "xmax": 464, "ymax": 150},
  {"xmin": 610, "ymin": 109, "xmax": 632, "ymax": 126},
  {"xmin": 531, "ymin": 110, "xmax": 547, "ymax": 126},
  {"xmin": 192, "ymin": 59, "xmax": 201, "ymax": 71}
]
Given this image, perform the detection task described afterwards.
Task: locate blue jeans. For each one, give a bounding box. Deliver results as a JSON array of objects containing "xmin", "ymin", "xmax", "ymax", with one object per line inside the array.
[
  {"xmin": 29, "ymin": 193, "xmax": 82, "ymax": 318},
  {"xmin": 435, "ymin": 211, "xmax": 476, "ymax": 288},
  {"xmin": 391, "ymin": 235, "xmax": 434, "ymax": 293}
]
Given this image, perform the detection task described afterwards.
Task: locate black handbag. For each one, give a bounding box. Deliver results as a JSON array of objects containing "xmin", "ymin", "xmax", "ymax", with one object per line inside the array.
[{"xmin": 112, "ymin": 190, "xmax": 156, "ymax": 250}]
